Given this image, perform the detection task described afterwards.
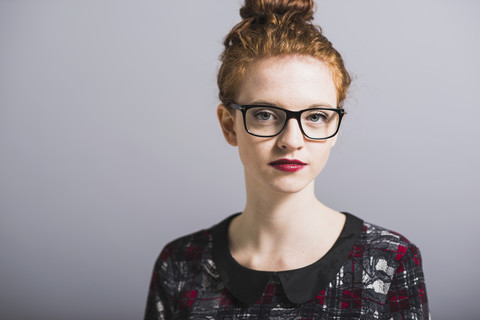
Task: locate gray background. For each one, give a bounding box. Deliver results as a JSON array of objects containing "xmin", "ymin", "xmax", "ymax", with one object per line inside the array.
[{"xmin": 1, "ymin": 1, "xmax": 479, "ymax": 319}]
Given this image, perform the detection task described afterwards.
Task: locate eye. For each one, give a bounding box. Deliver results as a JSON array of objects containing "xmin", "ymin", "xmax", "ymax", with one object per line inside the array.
[
  {"xmin": 254, "ymin": 110, "xmax": 277, "ymax": 121},
  {"xmin": 306, "ymin": 111, "xmax": 328, "ymax": 123}
]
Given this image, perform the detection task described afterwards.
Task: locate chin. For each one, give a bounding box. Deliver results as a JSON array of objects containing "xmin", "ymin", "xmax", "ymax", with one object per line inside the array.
[
  {"xmin": 272, "ymin": 187, "xmax": 307, "ymax": 195},
  {"xmin": 265, "ymin": 177, "xmax": 315, "ymax": 195},
  {"xmin": 245, "ymin": 168, "xmax": 318, "ymax": 195}
]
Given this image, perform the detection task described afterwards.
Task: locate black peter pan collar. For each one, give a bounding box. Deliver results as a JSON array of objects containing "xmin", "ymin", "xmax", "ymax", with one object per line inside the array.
[{"xmin": 211, "ymin": 212, "xmax": 363, "ymax": 305}]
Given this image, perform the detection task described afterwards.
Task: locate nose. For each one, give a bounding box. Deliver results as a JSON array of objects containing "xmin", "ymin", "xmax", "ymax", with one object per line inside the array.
[{"xmin": 277, "ymin": 118, "xmax": 305, "ymax": 150}]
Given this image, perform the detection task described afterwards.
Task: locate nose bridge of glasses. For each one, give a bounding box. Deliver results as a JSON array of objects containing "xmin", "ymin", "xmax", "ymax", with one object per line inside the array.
[
  {"xmin": 281, "ymin": 111, "xmax": 304, "ymax": 137},
  {"xmin": 284, "ymin": 109, "xmax": 304, "ymax": 128}
]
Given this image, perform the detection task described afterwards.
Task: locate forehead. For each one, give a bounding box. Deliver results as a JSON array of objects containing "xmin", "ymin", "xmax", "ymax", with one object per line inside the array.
[{"xmin": 236, "ymin": 55, "xmax": 338, "ymax": 108}]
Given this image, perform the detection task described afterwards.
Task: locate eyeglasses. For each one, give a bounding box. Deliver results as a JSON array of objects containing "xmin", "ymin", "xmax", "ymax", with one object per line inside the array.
[{"xmin": 231, "ymin": 103, "xmax": 345, "ymax": 140}]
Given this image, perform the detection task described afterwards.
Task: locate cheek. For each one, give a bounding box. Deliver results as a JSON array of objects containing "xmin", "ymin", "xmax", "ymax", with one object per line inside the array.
[
  {"xmin": 234, "ymin": 116, "xmax": 263, "ymax": 166},
  {"xmin": 234, "ymin": 120, "xmax": 254, "ymax": 165},
  {"xmin": 237, "ymin": 136, "xmax": 262, "ymax": 169},
  {"xmin": 236, "ymin": 135, "xmax": 273, "ymax": 175}
]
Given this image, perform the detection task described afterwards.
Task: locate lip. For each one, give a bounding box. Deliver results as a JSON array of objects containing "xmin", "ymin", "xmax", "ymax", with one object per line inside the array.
[{"xmin": 268, "ymin": 158, "xmax": 307, "ymax": 172}]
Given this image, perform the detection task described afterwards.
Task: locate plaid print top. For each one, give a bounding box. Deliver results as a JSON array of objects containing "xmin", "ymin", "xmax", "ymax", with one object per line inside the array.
[{"xmin": 144, "ymin": 213, "xmax": 430, "ymax": 319}]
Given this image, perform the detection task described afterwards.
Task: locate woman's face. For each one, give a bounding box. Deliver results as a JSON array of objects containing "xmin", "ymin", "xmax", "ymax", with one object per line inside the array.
[{"xmin": 218, "ymin": 55, "xmax": 339, "ymax": 195}]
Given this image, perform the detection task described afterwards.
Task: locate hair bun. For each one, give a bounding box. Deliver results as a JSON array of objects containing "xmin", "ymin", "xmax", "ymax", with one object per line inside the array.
[{"xmin": 240, "ymin": 0, "xmax": 315, "ymax": 21}]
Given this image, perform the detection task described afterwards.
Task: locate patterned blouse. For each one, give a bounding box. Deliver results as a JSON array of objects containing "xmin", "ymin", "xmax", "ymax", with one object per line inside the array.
[{"xmin": 144, "ymin": 213, "xmax": 430, "ymax": 319}]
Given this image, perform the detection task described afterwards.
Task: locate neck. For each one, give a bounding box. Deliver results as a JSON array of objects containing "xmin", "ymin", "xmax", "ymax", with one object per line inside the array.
[
  {"xmin": 228, "ymin": 172, "xmax": 345, "ymax": 271},
  {"xmin": 232, "ymin": 171, "xmax": 333, "ymax": 250},
  {"xmin": 243, "ymin": 180, "xmax": 321, "ymax": 228},
  {"xmin": 227, "ymin": 166, "xmax": 348, "ymax": 271}
]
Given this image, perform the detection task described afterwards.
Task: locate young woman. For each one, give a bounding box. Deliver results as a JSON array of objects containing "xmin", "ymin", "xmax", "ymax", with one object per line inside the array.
[{"xmin": 144, "ymin": 0, "xmax": 430, "ymax": 319}]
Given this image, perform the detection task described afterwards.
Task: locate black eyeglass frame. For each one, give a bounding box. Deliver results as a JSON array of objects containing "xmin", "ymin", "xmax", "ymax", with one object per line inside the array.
[{"xmin": 231, "ymin": 103, "xmax": 346, "ymax": 140}]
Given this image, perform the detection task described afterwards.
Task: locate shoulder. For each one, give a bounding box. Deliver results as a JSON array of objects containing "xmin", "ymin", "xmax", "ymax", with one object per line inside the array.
[
  {"xmin": 343, "ymin": 218, "xmax": 430, "ymax": 317},
  {"xmin": 157, "ymin": 227, "xmax": 213, "ymax": 266},
  {"xmin": 153, "ymin": 214, "xmax": 235, "ymax": 269},
  {"xmin": 352, "ymin": 219, "xmax": 424, "ymax": 270},
  {"xmin": 150, "ymin": 226, "xmax": 216, "ymax": 294},
  {"xmin": 152, "ymin": 214, "xmax": 237, "ymax": 280},
  {"xmin": 361, "ymin": 220, "xmax": 418, "ymax": 250}
]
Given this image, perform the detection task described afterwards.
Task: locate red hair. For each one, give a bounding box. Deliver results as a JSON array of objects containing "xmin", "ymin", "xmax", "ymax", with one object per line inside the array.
[{"xmin": 218, "ymin": 0, "xmax": 351, "ymax": 108}]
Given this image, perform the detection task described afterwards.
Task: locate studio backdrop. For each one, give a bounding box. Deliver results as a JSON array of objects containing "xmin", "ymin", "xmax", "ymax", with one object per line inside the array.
[{"xmin": 1, "ymin": 1, "xmax": 479, "ymax": 319}]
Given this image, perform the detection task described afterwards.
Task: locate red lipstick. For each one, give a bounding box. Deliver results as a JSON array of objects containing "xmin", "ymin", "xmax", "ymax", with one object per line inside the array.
[{"xmin": 268, "ymin": 158, "xmax": 307, "ymax": 172}]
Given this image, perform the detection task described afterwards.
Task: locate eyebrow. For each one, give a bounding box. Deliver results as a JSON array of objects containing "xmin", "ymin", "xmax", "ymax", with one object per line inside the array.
[{"xmin": 247, "ymin": 100, "xmax": 335, "ymax": 109}]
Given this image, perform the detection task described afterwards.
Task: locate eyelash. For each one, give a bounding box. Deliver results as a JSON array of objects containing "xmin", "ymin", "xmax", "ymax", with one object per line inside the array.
[{"xmin": 253, "ymin": 110, "xmax": 278, "ymax": 120}]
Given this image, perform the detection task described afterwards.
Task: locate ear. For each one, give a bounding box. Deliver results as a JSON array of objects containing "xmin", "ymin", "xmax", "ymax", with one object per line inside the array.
[{"xmin": 217, "ymin": 104, "xmax": 238, "ymax": 146}]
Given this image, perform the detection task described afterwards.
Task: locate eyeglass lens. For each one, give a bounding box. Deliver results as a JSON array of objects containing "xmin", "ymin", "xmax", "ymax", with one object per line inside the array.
[{"xmin": 245, "ymin": 106, "xmax": 340, "ymax": 139}]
